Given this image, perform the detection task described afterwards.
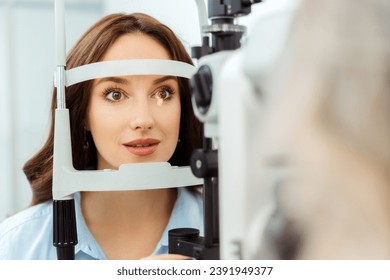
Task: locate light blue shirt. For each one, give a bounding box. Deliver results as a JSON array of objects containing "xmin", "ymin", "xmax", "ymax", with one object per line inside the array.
[{"xmin": 0, "ymin": 188, "xmax": 203, "ymax": 260}]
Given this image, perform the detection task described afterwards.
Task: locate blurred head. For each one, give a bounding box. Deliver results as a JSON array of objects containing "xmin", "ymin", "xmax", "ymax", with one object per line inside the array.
[
  {"xmin": 250, "ymin": 0, "xmax": 390, "ymax": 259},
  {"xmin": 24, "ymin": 13, "xmax": 202, "ymax": 204}
]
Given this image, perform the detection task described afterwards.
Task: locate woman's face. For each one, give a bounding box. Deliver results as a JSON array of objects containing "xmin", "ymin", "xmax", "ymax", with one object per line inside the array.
[{"xmin": 87, "ymin": 33, "xmax": 181, "ymax": 170}]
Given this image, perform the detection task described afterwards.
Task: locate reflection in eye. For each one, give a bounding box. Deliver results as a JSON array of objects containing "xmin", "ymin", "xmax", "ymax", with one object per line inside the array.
[{"xmin": 154, "ymin": 86, "xmax": 175, "ymax": 106}]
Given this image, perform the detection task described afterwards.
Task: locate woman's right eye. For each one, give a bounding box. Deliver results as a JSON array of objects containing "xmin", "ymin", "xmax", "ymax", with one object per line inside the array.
[{"xmin": 104, "ymin": 90, "xmax": 125, "ymax": 102}]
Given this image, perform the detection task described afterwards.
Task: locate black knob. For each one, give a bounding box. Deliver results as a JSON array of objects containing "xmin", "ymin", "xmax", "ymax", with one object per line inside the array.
[
  {"xmin": 190, "ymin": 65, "xmax": 213, "ymax": 115},
  {"xmin": 190, "ymin": 149, "xmax": 218, "ymax": 178},
  {"xmin": 168, "ymin": 228, "xmax": 204, "ymax": 258}
]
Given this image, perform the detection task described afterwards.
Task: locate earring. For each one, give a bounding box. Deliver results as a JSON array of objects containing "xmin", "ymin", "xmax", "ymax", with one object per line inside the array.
[{"xmin": 83, "ymin": 129, "xmax": 90, "ymax": 150}]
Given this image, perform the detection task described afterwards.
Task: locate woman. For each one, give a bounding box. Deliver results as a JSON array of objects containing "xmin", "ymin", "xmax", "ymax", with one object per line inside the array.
[{"xmin": 0, "ymin": 13, "xmax": 203, "ymax": 260}]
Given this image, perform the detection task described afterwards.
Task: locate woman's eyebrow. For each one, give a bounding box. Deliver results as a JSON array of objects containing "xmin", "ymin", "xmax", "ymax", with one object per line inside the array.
[
  {"xmin": 153, "ymin": 75, "xmax": 177, "ymax": 85},
  {"xmin": 95, "ymin": 76, "xmax": 129, "ymax": 86},
  {"xmin": 94, "ymin": 75, "xmax": 177, "ymax": 86}
]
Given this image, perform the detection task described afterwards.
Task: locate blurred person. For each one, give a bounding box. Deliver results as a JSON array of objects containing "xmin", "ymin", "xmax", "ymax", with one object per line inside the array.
[{"xmin": 249, "ymin": 0, "xmax": 390, "ymax": 259}]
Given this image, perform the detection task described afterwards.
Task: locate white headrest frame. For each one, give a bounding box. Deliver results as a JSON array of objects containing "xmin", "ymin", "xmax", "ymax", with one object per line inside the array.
[{"xmin": 63, "ymin": 59, "xmax": 196, "ymax": 87}]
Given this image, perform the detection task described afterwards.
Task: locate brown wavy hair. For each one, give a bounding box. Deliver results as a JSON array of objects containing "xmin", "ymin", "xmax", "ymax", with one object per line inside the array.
[{"xmin": 23, "ymin": 13, "xmax": 203, "ymax": 205}]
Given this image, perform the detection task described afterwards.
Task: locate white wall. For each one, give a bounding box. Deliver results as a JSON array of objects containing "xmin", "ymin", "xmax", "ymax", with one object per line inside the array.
[
  {"xmin": 0, "ymin": 0, "xmax": 103, "ymax": 221},
  {"xmin": 102, "ymin": 0, "xmax": 203, "ymax": 52},
  {"xmin": 0, "ymin": 1, "xmax": 12, "ymax": 221}
]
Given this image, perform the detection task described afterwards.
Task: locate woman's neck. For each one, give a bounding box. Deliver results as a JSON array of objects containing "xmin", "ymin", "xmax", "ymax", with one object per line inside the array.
[{"xmin": 80, "ymin": 188, "xmax": 177, "ymax": 259}]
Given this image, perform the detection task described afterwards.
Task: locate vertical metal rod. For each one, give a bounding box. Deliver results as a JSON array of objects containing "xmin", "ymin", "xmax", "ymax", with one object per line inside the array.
[
  {"xmin": 4, "ymin": 0, "xmax": 18, "ymax": 215},
  {"xmin": 55, "ymin": 66, "xmax": 66, "ymax": 109},
  {"xmin": 53, "ymin": 0, "xmax": 77, "ymax": 260},
  {"xmin": 194, "ymin": 0, "xmax": 208, "ymax": 39},
  {"xmin": 55, "ymin": 0, "xmax": 66, "ymax": 109},
  {"xmin": 55, "ymin": 0, "xmax": 66, "ymax": 67},
  {"xmin": 203, "ymin": 138, "xmax": 219, "ymax": 247}
]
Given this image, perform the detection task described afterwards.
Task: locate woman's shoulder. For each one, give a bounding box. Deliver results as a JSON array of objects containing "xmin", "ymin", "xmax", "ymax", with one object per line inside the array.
[
  {"xmin": 175, "ymin": 187, "xmax": 204, "ymax": 229},
  {"xmin": 0, "ymin": 201, "xmax": 55, "ymax": 259},
  {"xmin": 179, "ymin": 187, "xmax": 203, "ymax": 209},
  {"xmin": 0, "ymin": 201, "xmax": 53, "ymax": 234}
]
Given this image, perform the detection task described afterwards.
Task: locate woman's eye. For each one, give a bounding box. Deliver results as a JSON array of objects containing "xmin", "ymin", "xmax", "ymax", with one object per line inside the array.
[
  {"xmin": 156, "ymin": 87, "xmax": 173, "ymax": 100},
  {"xmin": 105, "ymin": 90, "xmax": 125, "ymax": 102}
]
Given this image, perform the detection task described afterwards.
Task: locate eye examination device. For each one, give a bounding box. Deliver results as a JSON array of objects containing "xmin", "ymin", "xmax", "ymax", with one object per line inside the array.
[
  {"xmin": 53, "ymin": 0, "xmax": 299, "ymax": 260},
  {"xmin": 168, "ymin": 0, "xmax": 299, "ymax": 260}
]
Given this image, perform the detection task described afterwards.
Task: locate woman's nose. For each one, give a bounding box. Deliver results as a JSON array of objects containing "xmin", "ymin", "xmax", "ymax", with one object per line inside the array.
[{"xmin": 129, "ymin": 99, "xmax": 155, "ymax": 131}]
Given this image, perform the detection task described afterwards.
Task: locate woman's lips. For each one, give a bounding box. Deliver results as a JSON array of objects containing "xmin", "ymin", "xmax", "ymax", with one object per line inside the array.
[{"xmin": 124, "ymin": 138, "xmax": 160, "ymax": 156}]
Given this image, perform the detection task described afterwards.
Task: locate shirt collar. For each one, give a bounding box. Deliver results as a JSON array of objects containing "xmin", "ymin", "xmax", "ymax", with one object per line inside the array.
[
  {"xmin": 157, "ymin": 188, "xmax": 203, "ymax": 248},
  {"xmin": 73, "ymin": 192, "xmax": 107, "ymax": 260},
  {"xmin": 71, "ymin": 188, "xmax": 203, "ymax": 259}
]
